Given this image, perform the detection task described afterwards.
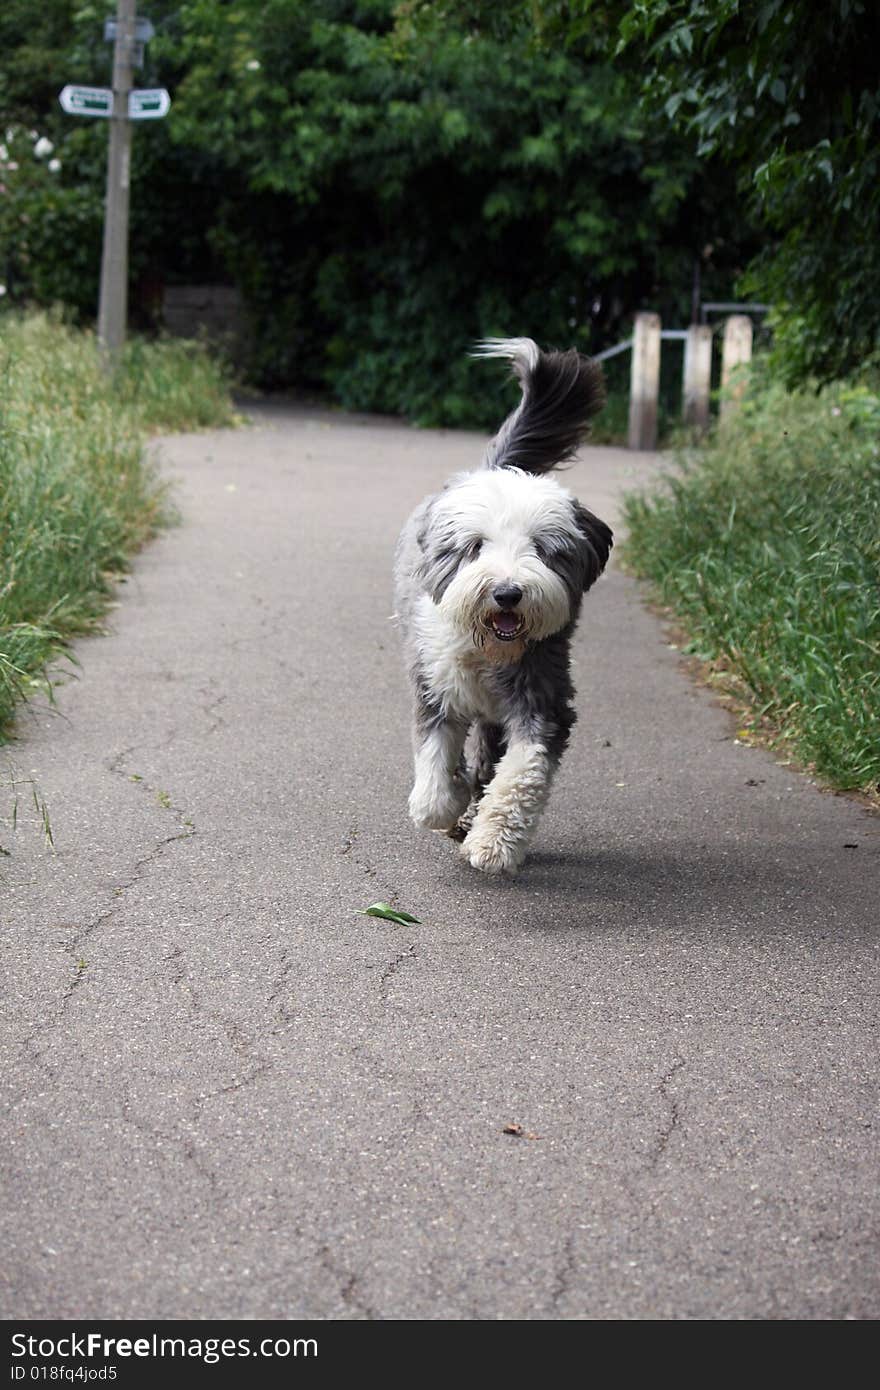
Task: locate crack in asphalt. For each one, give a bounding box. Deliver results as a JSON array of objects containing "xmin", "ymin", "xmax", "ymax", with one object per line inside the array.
[
  {"xmin": 646, "ymin": 1056, "xmax": 686, "ymax": 1169},
  {"xmin": 198, "ymin": 686, "xmax": 228, "ymax": 735},
  {"xmin": 173, "ymin": 969, "xmax": 275, "ymax": 1116},
  {"xmin": 337, "ymin": 820, "xmax": 378, "ymax": 881},
  {"xmin": 112, "ymin": 936, "xmax": 299, "ymax": 1195},
  {"xmin": 550, "ymin": 1232, "xmax": 577, "ymax": 1311},
  {"xmin": 378, "ymin": 943, "xmax": 417, "ymax": 1001},
  {"xmin": 119, "ymin": 1087, "xmax": 220, "ymax": 1192},
  {"xmin": 161, "ymin": 943, "xmax": 186, "ymax": 984},
  {"xmin": 269, "ymin": 958, "xmax": 296, "ymax": 1028},
  {"xmin": 18, "ymin": 748, "xmax": 197, "ymax": 1076},
  {"xmin": 317, "ymin": 1246, "xmax": 378, "ymax": 1320}
]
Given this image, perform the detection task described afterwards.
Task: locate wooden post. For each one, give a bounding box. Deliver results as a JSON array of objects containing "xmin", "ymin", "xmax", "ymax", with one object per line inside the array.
[
  {"xmin": 97, "ymin": 0, "xmax": 137, "ymax": 366},
  {"xmin": 720, "ymin": 314, "xmax": 753, "ymax": 421},
  {"xmin": 627, "ymin": 311, "xmax": 661, "ymax": 451},
  {"xmin": 683, "ymin": 323, "xmax": 712, "ymax": 431}
]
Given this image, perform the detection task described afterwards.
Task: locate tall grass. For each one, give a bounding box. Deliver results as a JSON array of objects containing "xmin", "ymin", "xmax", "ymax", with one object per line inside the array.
[
  {"xmin": 623, "ymin": 366, "xmax": 880, "ymax": 793},
  {"xmin": 0, "ymin": 311, "xmax": 236, "ymax": 739}
]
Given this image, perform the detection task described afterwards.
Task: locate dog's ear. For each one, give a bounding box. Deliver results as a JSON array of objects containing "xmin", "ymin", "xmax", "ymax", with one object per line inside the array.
[
  {"xmin": 572, "ymin": 502, "xmax": 613, "ymax": 592},
  {"xmin": 416, "ymin": 500, "xmax": 463, "ymax": 603}
]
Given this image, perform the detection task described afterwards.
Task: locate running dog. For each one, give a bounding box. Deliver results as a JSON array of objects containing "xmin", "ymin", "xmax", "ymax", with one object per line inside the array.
[{"xmin": 393, "ymin": 338, "xmax": 612, "ymax": 874}]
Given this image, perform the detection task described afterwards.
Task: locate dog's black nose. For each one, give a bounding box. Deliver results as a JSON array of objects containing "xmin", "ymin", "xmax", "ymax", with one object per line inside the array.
[{"xmin": 492, "ymin": 584, "xmax": 523, "ymax": 610}]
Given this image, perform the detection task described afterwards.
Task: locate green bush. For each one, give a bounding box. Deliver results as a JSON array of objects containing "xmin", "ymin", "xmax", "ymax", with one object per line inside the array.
[
  {"xmin": 191, "ymin": 0, "xmax": 721, "ymax": 422},
  {"xmin": 0, "ymin": 122, "xmax": 104, "ymax": 316},
  {"xmin": 623, "ymin": 365, "xmax": 880, "ymax": 791}
]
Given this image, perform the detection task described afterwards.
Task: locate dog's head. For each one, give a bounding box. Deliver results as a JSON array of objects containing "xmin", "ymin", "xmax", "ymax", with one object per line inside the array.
[{"xmin": 417, "ymin": 468, "xmax": 612, "ymax": 658}]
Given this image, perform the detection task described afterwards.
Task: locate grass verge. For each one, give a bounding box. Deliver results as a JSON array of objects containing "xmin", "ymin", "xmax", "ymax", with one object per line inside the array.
[
  {"xmin": 0, "ymin": 310, "xmax": 237, "ymax": 742},
  {"xmin": 622, "ymin": 365, "xmax": 880, "ymax": 796}
]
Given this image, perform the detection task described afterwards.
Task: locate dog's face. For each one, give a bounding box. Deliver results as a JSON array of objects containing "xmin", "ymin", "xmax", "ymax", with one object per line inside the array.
[{"xmin": 418, "ymin": 468, "xmax": 611, "ymax": 657}]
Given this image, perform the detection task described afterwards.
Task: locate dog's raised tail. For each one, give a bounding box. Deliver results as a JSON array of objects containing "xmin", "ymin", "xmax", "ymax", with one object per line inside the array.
[{"xmin": 473, "ymin": 337, "xmax": 606, "ymax": 475}]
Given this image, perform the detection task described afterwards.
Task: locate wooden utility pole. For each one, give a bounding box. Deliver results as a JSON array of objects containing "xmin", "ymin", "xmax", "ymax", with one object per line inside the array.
[{"xmin": 97, "ymin": 0, "xmax": 137, "ymax": 365}]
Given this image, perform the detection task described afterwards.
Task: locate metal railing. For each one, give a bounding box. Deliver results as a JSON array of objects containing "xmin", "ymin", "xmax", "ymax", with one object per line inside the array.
[{"xmin": 594, "ymin": 327, "xmax": 690, "ymax": 364}]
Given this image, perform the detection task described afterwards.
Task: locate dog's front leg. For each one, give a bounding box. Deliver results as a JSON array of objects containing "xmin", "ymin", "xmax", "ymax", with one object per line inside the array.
[
  {"xmin": 461, "ymin": 732, "xmax": 557, "ymax": 874},
  {"xmin": 408, "ymin": 710, "xmax": 470, "ymax": 831}
]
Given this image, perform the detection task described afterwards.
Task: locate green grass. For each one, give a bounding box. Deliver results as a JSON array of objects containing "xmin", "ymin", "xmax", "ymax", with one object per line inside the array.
[
  {"xmin": 622, "ymin": 365, "xmax": 880, "ymax": 794},
  {"xmin": 0, "ymin": 310, "xmax": 237, "ymax": 741}
]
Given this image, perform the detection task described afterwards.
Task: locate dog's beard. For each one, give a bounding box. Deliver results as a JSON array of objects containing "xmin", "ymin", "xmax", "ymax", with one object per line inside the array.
[
  {"xmin": 473, "ymin": 624, "xmax": 528, "ymax": 665},
  {"xmin": 439, "ymin": 558, "xmax": 571, "ymax": 658}
]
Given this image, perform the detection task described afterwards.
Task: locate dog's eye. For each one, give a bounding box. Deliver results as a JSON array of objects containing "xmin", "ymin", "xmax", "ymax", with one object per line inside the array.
[{"xmin": 466, "ymin": 538, "xmax": 483, "ymax": 560}]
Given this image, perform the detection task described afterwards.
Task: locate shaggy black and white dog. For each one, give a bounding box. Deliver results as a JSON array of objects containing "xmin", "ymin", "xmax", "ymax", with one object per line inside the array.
[{"xmin": 394, "ymin": 337, "xmax": 613, "ymax": 874}]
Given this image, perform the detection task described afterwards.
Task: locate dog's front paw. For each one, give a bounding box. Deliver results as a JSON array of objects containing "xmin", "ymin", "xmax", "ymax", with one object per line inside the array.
[
  {"xmin": 460, "ymin": 822, "xmax": 527, "ymax": 875},
  {"xmin": 409, "ymin": 777, "xmax": 470, "ymax": 831}
]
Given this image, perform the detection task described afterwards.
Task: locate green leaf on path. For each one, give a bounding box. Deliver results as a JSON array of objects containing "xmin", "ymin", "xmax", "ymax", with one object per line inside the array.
[{"xmin": 356, "ymin": 902, "xmax": 422, "ymax": 925}]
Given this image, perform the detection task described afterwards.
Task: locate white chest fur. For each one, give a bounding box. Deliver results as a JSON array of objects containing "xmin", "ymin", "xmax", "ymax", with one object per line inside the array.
[{"xmin": 412, "ymin": 594, "xmax": 508, "ymax": 723}]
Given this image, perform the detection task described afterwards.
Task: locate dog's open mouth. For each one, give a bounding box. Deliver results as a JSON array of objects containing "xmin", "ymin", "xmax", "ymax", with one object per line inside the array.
[{"xmin": 487, "ymin": 611, "xmax": 526, "ymax": 642}]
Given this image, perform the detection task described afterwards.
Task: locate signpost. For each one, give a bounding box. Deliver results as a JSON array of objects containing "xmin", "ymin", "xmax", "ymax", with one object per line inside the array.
[
  {"xmin": 59, "ymin": 85, "xmax": 114, "ymax": 118},
  {"xmin": 57, "ymin": 2, "xmax": 170, "ymax": 365},
  {"xmin": 60, "ymin": 82, "xmax": 170, "ymax": 123},
  {"xmin": 129, "ymin": 88, "xmax": 170, "ymax": 120}
]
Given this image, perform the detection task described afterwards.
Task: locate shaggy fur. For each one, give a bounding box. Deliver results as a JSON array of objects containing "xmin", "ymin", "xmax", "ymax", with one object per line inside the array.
[{"xmin": 394, "ymin": 338, "xmax": 612, "ymax": 874}]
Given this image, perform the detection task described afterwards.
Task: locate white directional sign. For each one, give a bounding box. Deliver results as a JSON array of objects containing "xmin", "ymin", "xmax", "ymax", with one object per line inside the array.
[
  {"xmin": 128, "ymin": 88, "xmax": 171, "ymax": 120},
  {"xmin": 59, "ymin": 85, "xmax": 113, "ymax": 118}
]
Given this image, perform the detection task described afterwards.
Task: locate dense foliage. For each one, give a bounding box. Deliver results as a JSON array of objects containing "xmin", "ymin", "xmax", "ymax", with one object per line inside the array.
[
  {"xmin": 2, "ymin": 1, "xmax": 878, "ymax": 412},
  {"xmin": 1, "ymin": 0, "xmax": 750, "ymax": 423},
  {"xmin": 620, "ymin": 0, "xmax": 880, "ymax": 383}
]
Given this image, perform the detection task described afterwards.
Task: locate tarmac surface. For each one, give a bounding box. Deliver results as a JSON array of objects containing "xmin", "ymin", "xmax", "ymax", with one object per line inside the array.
[{"xmin": 2, "ymin": 404, "xmax": 878, "ymax": 1320}]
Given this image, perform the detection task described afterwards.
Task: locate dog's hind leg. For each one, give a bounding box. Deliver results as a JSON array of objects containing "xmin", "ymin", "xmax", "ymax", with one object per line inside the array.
[
  {"xmin": 408, "ymin": 703, "xmax": 471, "ymax": 832},
  {"xmin": 449, "ymin": 721, "xmax": 506, "ymax": 841}
]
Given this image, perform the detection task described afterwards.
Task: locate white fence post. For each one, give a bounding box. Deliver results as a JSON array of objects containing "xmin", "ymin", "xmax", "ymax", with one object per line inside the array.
[
  {"xmin": 628, "ymin": 311, "xmax": 661, "ymax": 451},
  {"xmin": 720, "ymin": 314, "xmax": 753, "ymax": 421},
  {"xmin": 683, "ymin": 324, "xmax": 712, "ymax": 431}
]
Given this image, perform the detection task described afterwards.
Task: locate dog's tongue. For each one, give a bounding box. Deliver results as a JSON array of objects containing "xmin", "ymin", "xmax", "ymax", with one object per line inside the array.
[{"xmin": 494, "ymin": 612, "xmax": 520, "ymax": 633}]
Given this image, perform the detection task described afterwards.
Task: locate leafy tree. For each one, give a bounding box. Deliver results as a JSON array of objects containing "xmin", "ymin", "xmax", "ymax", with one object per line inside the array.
[
  {"xmin": 619, "ymin": 0, "xmax": 880, "ymax": 382},
  {"xmin": 0, "ymin": 0, "xmax": 77, "ymax": 128},
  {"xmin": 158, "ymin": 0, "xmax": 749, "ymax": 417},
  {"xmin": 1, "ymin": 0, "xmax": 757, "ymax": 422}
]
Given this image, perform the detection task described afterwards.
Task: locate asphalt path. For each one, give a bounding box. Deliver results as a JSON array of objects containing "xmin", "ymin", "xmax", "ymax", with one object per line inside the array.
[{"xmin": 2, "ymin": 404, "xmax": 878, "ymax": 1321}]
